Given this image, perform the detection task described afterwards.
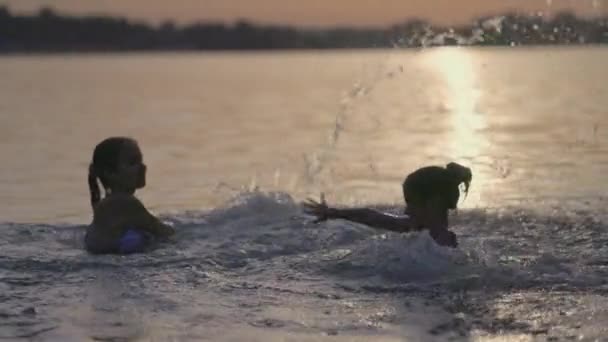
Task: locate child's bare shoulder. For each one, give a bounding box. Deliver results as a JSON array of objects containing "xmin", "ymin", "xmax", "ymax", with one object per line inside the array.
[{"xmin": 95, "ymin": 194, "xmax": 146, "ymax": 214}]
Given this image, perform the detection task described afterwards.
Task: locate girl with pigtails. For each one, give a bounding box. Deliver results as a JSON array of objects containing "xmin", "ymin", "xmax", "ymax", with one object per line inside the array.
[
  {"xmin": 85, "ymin": 137, "xmax": 174, "ymax": 254},
  {"xmin": 303, "ymin": 162, "xmax": 472, "ymax": 248}
]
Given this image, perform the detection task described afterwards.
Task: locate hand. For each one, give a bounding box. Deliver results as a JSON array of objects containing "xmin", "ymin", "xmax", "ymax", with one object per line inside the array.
[
  {"xmin": 160, "ymin": 222, "xmax": 176, "ymax": 236},
  {"xmin": 429, "ymin": 229, "xmax": 458, "ymax": 248},
  {"xmin": 303, "ymin": 194, "xmax": 334, "ymax": 224}
]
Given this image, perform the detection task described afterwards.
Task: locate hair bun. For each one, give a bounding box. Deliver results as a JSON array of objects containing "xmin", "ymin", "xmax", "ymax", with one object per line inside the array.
[{"xmin": 446, "ymin": 162, "xmax": 471, "ymax": 181}]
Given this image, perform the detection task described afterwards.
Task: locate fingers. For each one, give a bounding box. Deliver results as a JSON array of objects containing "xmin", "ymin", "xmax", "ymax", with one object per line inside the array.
[
  {"xmin": 302, "ymin": 201, "xmax": 321, "ymax": 213},
  {"xmin": 301, "ymin": 194, "xmax": 332, "ymax": 224},
  {"xmin": 303, "ymin": 198, "xmax": 320, "ymax": 206}
]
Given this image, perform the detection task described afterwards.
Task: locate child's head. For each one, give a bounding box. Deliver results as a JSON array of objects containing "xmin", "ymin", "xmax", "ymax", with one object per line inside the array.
[
  {"xmin": 402, "ymin": 162, "xmax": 472, "ymax": 212},
  {"xmin": 88, "ymin": 137, "xmax": 147, "ymax": 208},
  {"xmin": 443, "ymin": 162, "xmax": 472, "ymax": 209}
]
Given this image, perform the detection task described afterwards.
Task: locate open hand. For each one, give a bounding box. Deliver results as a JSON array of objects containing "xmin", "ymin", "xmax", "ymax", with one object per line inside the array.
[{"xmin": 302, "ymin": 194, "xmax": 333, "ymax": 224}]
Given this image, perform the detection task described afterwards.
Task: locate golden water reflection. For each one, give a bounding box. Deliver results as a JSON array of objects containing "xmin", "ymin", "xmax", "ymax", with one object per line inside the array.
[{"xmin": 422, "ymin": 47, "xmax": 489, "ymax": 207}]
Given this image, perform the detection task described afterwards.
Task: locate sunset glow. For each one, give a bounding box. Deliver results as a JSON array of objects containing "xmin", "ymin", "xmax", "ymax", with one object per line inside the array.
[{"xmin": 1, "ymin": 0, "xmax": 606, "ymax": 27}]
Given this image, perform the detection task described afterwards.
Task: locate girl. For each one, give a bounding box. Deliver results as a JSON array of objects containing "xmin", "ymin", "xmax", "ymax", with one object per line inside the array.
[
  {"xmin": 303, "ymin": 162, "xmax": 472, "ymax": 247},
  {"xmin": 85, "ymin": 137, "xmax": 174, "ymax": 254}
]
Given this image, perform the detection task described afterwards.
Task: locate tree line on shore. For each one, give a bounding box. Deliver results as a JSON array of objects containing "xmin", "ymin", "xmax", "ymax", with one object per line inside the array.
[{"xmin": 1, "ymin": 6, "xmax": 607, "ymax": 52}]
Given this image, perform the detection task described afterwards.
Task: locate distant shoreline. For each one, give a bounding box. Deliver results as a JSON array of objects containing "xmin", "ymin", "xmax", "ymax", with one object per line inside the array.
[
  {"xmin": 1, "ymin": 44, "xmax": 608, "ymax": 57},
  {"xmin": 1, "ymin": 6, "xmax": 607, "ymax": 53}
]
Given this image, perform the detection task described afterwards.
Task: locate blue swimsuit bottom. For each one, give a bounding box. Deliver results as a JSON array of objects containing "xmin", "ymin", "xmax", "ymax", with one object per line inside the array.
[
  {"xmin": 118, "ymin": 229, "xmax": 151, "ymax": 254},
  {"xmin": 85, "ymin": 228, "xmax": 152, "ymax": 255}
]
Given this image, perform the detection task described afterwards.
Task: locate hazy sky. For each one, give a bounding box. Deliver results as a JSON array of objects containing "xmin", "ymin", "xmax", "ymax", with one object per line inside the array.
[{"xmin": 1, "ymin": 0, "xmax": 606, "ymax": 27}]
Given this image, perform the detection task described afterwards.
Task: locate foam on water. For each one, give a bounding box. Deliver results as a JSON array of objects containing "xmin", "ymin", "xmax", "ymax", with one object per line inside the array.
[{"xmin": 1, "ymin": 191, "xmax": 608, "ymax": 341}]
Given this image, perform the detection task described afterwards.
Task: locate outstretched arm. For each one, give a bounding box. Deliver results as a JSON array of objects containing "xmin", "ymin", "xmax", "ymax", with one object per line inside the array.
[{"xmin": 303, "ymin": 198, "xmax": 412, "ymax": 233}]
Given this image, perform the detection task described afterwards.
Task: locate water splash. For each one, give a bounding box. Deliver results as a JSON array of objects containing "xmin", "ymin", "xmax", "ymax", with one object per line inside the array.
[{"xmin": 1, "ymin": 192, "xmax": 608, "ymax": 340}]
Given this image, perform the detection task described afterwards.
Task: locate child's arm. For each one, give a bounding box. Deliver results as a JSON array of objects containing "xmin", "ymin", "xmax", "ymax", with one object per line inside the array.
[{"xmin": 303, "ymin": 198, "xmax": 413, "ymax": 233}]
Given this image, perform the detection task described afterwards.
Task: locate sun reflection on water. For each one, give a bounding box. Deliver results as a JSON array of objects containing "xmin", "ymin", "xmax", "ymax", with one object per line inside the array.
[{"xmin": 423, "ymin": 47, "xmax": 489, "ymax": 206}]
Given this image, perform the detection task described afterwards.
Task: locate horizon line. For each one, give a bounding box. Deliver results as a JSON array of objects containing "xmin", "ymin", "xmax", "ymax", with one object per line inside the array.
[{"xmin": 2, "ymin": 4, "xmax": 608, "ymax": 29}]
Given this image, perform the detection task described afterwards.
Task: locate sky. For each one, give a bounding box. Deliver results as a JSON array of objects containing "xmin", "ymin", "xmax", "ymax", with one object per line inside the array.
[{"xmin": 1, "ymin": 0, "xmax": 606, "ymax": 27}]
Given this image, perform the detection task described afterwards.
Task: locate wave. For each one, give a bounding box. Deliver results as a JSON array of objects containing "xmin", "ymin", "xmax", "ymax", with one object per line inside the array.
[
  {"xmin": 2, "ymin": 191, "xmax": 608, "ymax": 340},
  {"xmin": 1, "ymin": 191, "xmax": 606, "ymax": 292}
]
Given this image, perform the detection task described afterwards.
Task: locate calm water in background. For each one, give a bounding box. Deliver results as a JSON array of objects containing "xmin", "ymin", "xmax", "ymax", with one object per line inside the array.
[
  {"xmin": 1, "ymin": 47, "xmax": 608, "ymax": 223},
  {"xmin": 2, "ymin": 48, "xmax": 608, "ymax": 341}
]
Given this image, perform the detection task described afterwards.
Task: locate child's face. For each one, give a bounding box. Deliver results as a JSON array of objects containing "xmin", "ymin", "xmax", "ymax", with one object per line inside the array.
[{"xmin": 109, "ymin": 141, "xmax": 147, "ymax": 191}]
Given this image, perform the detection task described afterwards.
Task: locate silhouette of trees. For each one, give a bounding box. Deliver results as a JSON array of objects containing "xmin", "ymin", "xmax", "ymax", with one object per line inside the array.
[{"xmin": 0, "ymin": 6, "xmax": 606, "ymax": 52}]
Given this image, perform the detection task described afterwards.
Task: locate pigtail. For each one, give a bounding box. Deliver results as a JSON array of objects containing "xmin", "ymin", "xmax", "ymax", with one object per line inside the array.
[
  {"xmin": 88, "ymin": 164, "xmax": 101, "ymax": 209},
  {"xmin": 446, "ymin": 162, "xmax": 472, "ymax": 199}
]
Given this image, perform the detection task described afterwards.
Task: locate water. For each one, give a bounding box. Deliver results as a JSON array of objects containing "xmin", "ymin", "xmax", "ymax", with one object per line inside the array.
[{"xmin": 1, "ymin": 47, "xmax": 608, "ymax": 341}]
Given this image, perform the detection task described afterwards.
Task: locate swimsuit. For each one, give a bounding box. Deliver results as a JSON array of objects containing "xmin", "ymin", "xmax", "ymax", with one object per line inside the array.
[
  {"xmin": 118, "ymin": 229, "xmax": 151, "ymax": 254},
  {"xmin": 85, "ymin": 228, "xmax": 152, "ymax": 254}
]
